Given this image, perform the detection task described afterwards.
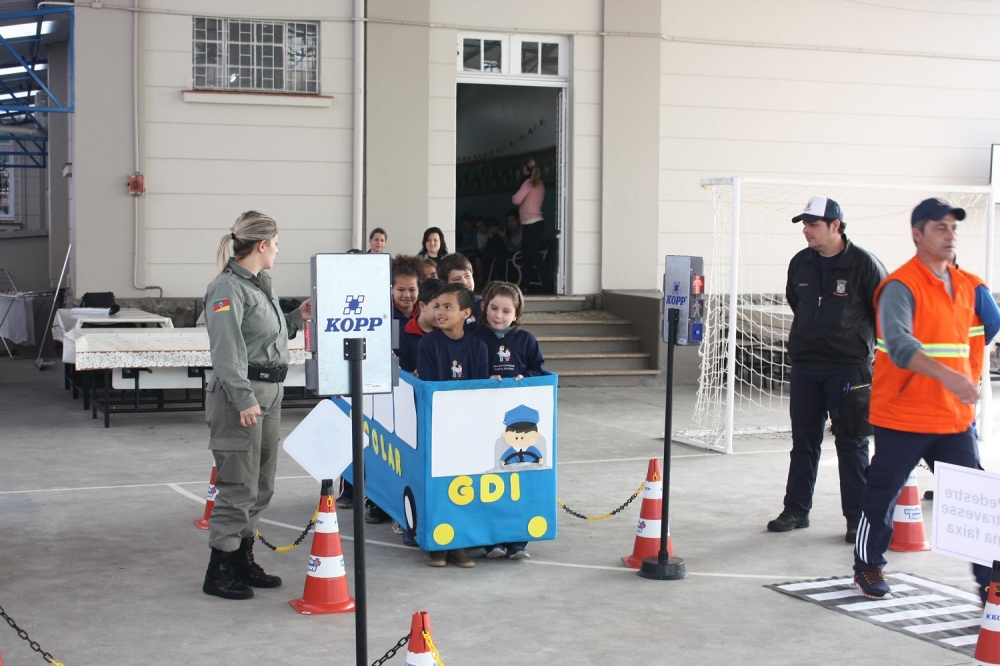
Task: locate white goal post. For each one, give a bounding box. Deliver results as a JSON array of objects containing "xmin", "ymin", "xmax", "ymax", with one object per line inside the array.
[{"xmin": 678, "ymin": 176, "xmax": 996, "ymax": 454}]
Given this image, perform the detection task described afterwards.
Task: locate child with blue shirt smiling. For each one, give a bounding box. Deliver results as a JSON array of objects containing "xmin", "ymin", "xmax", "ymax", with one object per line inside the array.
[
  {"xmin": 474, "ymin": 281, "xmax": 545, "ymax": 559},
  {"xmin": 415, "ymin": 283, "xmax": 489, "ymax": 567},
  {"xmin": 474, "ymin": 281, "xmax": 544, "ymax": 381}
]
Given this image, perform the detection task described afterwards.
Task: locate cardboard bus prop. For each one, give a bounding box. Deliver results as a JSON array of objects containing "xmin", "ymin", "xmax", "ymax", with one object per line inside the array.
[{"xmin": 333, "ymin": 371, "xmax": 558, "ymax": 551}]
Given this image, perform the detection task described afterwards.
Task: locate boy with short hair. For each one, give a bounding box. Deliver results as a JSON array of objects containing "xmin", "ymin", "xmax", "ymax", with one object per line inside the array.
[
  {"xmin": 398, "ymin": 278, "xmax": 444, "ymax": 374},
  {"xmin": 415, "ymin": 284, "xmax": 488, "ymax": 568},
  {"xmin": 436, "ymin": 253, "xmax": 482, "ymax": 328}
]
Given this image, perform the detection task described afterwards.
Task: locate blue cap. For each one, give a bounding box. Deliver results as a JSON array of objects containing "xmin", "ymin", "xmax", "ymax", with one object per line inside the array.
[
  {"xmin": 912, "ymin": 198, "xmax": 966, "ymax": 226},
  {"xmin": 792, "ymin": 196, "xmax": 843, "ymax": 223},
  {"xmin": 504, "ymin": 404, "xmax": 539, "ymax": 426}
]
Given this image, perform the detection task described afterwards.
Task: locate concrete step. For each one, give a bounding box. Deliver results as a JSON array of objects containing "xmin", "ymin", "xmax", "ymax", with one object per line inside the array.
[
  {"xmin": 534, "ymin": 335, "xmax": 642, "ymax": 354},
  {"xmin": 555, "ymin": 369, "xmax": 660, "ymax": 388},
  {"xmin": 544, "ymin": 352, "xmax": 652, "ymax": 372},
  {"xmin": 523, "ymin": 295, "xmax": 591, "ymax": 313},
  {"xmin": 521, "ymin": 312, "xmax": 632, "ymax": 337}
]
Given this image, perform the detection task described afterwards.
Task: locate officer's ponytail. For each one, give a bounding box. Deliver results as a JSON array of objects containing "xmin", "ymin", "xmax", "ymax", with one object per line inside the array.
[{"xmin": 214, "ymin": 211, "xmax": 279, "ymax": 279}]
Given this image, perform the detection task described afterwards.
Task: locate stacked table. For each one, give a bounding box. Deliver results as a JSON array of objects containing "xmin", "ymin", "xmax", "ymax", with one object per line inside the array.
[{"xmin": 60, "ymin": 317, "xmax": 312, "ymax": 426}]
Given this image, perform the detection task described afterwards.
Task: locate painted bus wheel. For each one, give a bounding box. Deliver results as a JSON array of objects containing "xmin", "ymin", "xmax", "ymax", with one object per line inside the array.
[{"xmin": 403, "ymin": 486, "xmax": 417, "ymax": 534}]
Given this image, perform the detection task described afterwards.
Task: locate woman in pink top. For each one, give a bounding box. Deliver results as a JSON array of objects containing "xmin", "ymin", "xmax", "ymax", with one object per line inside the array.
[{"xmin": 512, "ymin": 158, "xmax": 551, "ymax": 293}]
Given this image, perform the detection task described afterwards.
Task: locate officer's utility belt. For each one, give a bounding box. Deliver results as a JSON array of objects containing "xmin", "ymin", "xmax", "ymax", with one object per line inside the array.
[{"xmin": 247, "ymin": 365, "xmax": 288, "ymax": 383}]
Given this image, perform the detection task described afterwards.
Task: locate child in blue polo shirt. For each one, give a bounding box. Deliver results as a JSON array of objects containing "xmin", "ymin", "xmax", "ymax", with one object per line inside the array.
[
  {"xmin": 475, "ymin": 281, "xmax": 544, "ymax": 381},
  {"xmin": 416, "ymin": 284, "xmax": 489, "ymax": 382},
  {"xmin": 415, "ymin": 283, "xmax": 488, "ymax": 568},
  {"xmin": 398, "ymin": 278, "xmax": 443, "ymax": 374}
]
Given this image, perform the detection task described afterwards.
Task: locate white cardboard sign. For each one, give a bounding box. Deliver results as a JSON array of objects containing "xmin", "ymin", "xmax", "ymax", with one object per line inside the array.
[
  {"xmin": 282, "ymin": 399, "xmax": 367, "ymax": 482},
  {"xmin": 932, "ymin": 462, "xmax": 1000, "ymax": 566}
]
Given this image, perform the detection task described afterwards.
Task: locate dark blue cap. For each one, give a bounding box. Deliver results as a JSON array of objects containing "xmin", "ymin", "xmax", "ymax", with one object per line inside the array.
[{"xmin": 911, "ymin": 198, "xmax": 966, "ymax": 226}]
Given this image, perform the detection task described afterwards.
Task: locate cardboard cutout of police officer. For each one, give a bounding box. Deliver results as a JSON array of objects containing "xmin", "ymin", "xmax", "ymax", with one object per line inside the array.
[{"xmin": 768, "ymin": 197, "xmax": 886, "ymax": 542}]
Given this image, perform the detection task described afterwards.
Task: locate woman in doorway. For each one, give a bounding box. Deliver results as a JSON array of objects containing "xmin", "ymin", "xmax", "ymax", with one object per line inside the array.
[
  {"xmin": 416, "ymin": 227, "xmax": 449, "ymax": 266},
  {"xmin": 512, "ymin": 158, "xmax": 551, "ymax": 293},
  {"xmin": 202, "ymin": 211, "xmax": 311, "ymax": 601},
  {"xmin": 367, "ymin": 228, "xmax": 388, "ymax": 254}
]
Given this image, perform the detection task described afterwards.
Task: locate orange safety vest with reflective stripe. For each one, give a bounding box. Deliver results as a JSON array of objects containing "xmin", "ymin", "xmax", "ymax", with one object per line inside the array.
[
  {"xmin": 956, "ymin": 266, "xmax": 987, "ymax": 383},
  {"xmin": 870, "ymin": 256, "xmax": 976, "ymax": 434}
]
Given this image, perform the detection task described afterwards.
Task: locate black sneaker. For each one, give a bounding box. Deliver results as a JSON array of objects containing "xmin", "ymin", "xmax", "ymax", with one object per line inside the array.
[
  {"xmin": 203, "ymin": 548, "xmax": 254, "ymax": 600},
  {"xmin": 336, "ymin": 480, "xmax": 354, "ymax": 509},
  {"xmin": 845, "ymin": 516, "xmax": 860, "ymax": 544},
  {"xmin": 923, "ymin": 490, "xmax": 934, "ymax": 501},
  {"xmin": 854, "ymin": 569, "xmax": 892, "ymax": 599},
  {"xmin": 766, "ymin": 511, "xmax": 810, "ymax": 532},
  {"xmin": 364, "ymin": 501, "xmax": 387, "ymax": 524},
  {"xmin": 230, "ymin": 536, "xmax": 281, "ymax": 588}
]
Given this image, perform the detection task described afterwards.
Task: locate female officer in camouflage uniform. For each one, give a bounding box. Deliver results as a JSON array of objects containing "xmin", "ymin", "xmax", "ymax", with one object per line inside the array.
[{"xmin": 202, "ymin": 211, "xmax": 310, "ymax": 600}]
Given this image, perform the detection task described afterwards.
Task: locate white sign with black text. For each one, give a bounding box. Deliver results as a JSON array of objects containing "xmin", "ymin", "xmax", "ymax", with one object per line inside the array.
[{"xmin": 932, "ymin": 462, "xmax": 1000, "ymax": 566}]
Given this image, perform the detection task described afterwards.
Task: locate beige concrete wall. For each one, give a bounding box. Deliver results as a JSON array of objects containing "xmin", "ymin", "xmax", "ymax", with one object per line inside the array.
[
  {"xmin": 658, "ymin": 0, "xmax": 1000, "ymax": 290},
  {"xmin": 47, "ymin": 42, "xmax": 71, "ymax": 288},
  {"xmin": 70, "ymin": 1, "xmax": 355, "ymax": 298},
  {"xmin": 71, "ymin": 6, "xmax": 135, "ymax": 296},
  {"xmin": 366, "ymin": 0, "xmax": 432, "ymax": 257},
  {"xmin": 601, "ymin": 0, "xmax": 661, "ymax": 291}
]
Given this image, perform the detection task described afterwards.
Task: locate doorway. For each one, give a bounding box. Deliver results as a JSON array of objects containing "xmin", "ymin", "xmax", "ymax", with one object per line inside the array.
[{"xmin": 455, "ymin": 83, "xmax": 567, "ymax": 294}]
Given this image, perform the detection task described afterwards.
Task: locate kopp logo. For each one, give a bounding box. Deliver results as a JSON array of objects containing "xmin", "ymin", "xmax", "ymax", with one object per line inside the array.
[
  {"xmin": 326, "ymin": 293, "xmax": 384, "ymax": 333},
  {"xmin": 344, "ymin": 295, "xmax": 364, "ymax": 315}
]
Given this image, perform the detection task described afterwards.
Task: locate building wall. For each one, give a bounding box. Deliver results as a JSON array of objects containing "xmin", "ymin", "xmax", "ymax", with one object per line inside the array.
[
  {"xmin": 70, "ymin": 0, "xmax": 356, "ymax": 299},
  {"xmin": 658, "ymin": 0, "xmax": 1000, "ymax": 291}
]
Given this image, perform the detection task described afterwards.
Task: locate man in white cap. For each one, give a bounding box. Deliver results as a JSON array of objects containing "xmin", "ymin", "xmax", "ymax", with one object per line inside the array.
[{"xmin": 767, "ymin": 196, "xmax": 886, "ymax": 543}]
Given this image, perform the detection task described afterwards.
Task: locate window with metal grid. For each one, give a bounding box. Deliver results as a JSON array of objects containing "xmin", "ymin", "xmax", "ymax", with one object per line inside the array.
[{"xmin": 192, "ymin": 17, "xmax": 319, "ymax": 94}]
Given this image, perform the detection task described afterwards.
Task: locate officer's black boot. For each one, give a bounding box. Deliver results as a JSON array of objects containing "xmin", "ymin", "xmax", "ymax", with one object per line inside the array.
[
  {"xmin": 203, "ymin": 548, "xmax": 254, "ymax": 600},
  {"xmin": 230, "ymin": 536, "xmax": 282, "ymax": 588}
]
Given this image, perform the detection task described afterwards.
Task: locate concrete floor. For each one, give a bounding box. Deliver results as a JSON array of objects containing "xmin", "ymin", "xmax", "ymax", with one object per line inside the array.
[{"xmin": 1, "ymin": 356, "xmax": 993, "ymax": 665}]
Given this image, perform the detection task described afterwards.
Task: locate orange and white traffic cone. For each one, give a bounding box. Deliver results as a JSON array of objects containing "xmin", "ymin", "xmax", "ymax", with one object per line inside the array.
[
  {"xmin": 194, "ymin": 465, "xmax": 217, "ymax": 530},
  {"xmin": 974, "ymin": 560, "xmax": 1000, "ymax": 664},
  {"xmin": 623, "ymin": 459, "xmax": 673, "ymax": 568},
  {"xmin": 289, "ymin": 485, "xmax": 356, "ymax": 615},
  {"xmin": 403, "ymin": 611, "xmax": 440, "ymax": 666},
  {"xmin": 888, "ymin": 469, "xmax": 930, "ymax": 552}
]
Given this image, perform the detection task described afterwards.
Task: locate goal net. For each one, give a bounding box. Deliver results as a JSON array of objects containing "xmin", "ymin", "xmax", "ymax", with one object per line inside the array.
[{"xmin": 679, "ymin": 177, "xmax": 996, "ymax": 454}]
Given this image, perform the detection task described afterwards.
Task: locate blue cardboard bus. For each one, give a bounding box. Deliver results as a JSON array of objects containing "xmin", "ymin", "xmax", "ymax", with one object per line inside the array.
[{"xmin": 333, "ymin": 371, "xmax": 558, "ymax": 551}]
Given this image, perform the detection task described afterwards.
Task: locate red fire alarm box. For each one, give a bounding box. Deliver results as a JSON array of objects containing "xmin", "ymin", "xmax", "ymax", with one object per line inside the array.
[{"xmin": 128, "ymin": 173, "xmax": 144, "ymax": 196}]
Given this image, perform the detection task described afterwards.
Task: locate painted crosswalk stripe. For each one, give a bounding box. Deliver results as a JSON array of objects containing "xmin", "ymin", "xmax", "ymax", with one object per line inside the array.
[
  {"xmin": 778, "ymin": 578, "xmax": 855, "ymax": 592},
  {"xmin": 838, "ymin": 594, "xmax": 948, "ymax": 612},
  {"xmin": 871, "ymin": 604, "xmax": 982, "ymax": 623},
  {"xmin": 809, "ymin": 584, "xmax": 916, "ymax": 602},
  {"xmin": 940, "ymin": 634, "xmax": 981, "ymax": 647},
  {"xmin": 904, "ymin": 618, "xmax": 982, "ymax": 634},
  {"xmin": 887, "ymin": 573, "xmax": 982, "ymax": 603}
]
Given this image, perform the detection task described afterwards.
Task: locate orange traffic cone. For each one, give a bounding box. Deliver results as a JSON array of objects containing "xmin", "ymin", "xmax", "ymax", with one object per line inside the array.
[
  {"xmin": 623, "ymin": 459, "xmax": 673, "ymax": 568},
  {"xmin": 974, "ymin": 560, "xmax": 1000, "ymax": 664},
  {"xmin": 288, "ymin": 485, "xmax": 356, "ymax": 615},
  {"xmin": 403, "ymin": 611, "xmax": 440, "ymax": 666},
  {"xmin": 194, "ymin": 465, "xmax": 217, "ymax": 530},
  {"xmin": 888, "ymin": 469, "xmax": 930, "ymax": 552}
]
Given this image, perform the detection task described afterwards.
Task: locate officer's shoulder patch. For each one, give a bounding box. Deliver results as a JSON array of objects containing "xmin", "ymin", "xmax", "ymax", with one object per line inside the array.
[{"xmin": 212, "ymin": 298, "xmax": 231, "ymax": 313}]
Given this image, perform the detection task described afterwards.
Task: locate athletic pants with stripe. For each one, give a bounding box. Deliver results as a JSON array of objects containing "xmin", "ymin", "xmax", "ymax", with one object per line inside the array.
[{"xmin": 854, "ymin": 425, "xmax": 990, "ymax": 597}]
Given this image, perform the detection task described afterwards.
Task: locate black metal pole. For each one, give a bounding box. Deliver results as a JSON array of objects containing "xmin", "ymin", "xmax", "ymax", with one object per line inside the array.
[
  {"xmin": 344, "ymin": 337, "xmax": 367, "ymax": 666},
  {"xmin": 639, "ymin": 308, "xmax": 687, "ymax": 580}
]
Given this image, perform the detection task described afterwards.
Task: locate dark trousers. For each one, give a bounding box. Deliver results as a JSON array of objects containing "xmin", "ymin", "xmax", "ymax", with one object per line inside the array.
[
  {"xmin": 520, "ymin": 221, "xmax": 550, "ymax": 292},
  {"xmin": 783, "ymin": 364, "xmax": 870, "ymax": 517},
  {"xmin": 854, "ymin": 425, "xmax": 989, "ymax": 595}
]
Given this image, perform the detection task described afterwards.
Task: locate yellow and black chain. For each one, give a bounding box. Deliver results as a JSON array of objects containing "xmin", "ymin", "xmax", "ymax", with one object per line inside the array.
[
  {"xmin": 557, "ymin": 481, "xmax": 647, "ymax": 521},
  {"xmin": 370, "ymin": 633, "xmax": 410, "ymax": 666},
  {"xmin": 256, "ymin": 508, "xmax": 320, "ymax": 553},
  {"xmin": 0, "ymin": 603, "xmax": 66, "ymax": 666}
]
